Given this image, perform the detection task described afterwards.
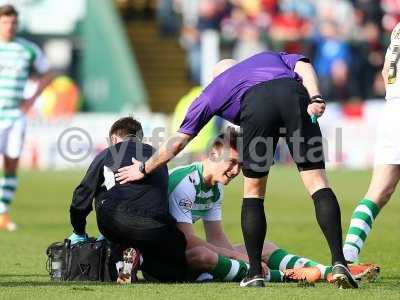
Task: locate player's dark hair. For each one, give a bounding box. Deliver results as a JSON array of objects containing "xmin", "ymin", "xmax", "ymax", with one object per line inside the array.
[
  {"xmin": 209, "ymin": 126, "xmax": 239, "ymax": 152},
  {"xmin": 0, "ymin": 5, "xmax": 18, "ymax": 18},
  {"xmin": 109, "ymin": 116, "xmax": 143, "ymax": 141}
]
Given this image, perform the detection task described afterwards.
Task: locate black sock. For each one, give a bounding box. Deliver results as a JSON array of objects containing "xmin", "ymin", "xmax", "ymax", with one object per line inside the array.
[
  {"xmin": 312, "ymin": 188, "xmax": 346, "ymax": 265},
  {"xmin": 241, "ymin": 198, "xmax": 266, "ymax": 277}
]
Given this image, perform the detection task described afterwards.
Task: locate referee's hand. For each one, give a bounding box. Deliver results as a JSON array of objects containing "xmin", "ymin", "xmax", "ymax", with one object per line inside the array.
[
  {"xmin": 307, "ymin": 102, "xmax": 326, "ymax": 118},
  {"xmin": 115, "ymin": 157, "xmax": 144, "ymax": 184}
]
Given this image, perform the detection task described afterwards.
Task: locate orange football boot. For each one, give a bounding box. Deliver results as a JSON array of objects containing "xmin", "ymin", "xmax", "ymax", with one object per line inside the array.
[
  {"xmin": 326, "ymin": 263, "xmax": 380, "ymax": 283},
  {"xmin": 0, "ymin": 213, "xmax": 17, "ymax": 231},
  {"xmin": 283, "ymin": 267, "xmax": 322, "ymax": 283}
]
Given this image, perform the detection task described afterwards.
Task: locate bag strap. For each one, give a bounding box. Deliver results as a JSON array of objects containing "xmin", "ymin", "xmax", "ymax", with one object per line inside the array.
[{"xmin": 63, "ymin": 239, "xmax": 72, "ymax": 280}]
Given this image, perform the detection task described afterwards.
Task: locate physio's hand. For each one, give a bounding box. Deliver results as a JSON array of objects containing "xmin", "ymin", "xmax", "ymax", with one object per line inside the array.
[
  {"xmin": 307, "ymin": 102, "xmax": 326, "ymax": 118},
  {"xmin": 115, "ymin": 157, "xmax": 144, "ymax": 184},
  {"xmin": 68, "ymin": 232, "xmax": 88, "ymax": 245}
]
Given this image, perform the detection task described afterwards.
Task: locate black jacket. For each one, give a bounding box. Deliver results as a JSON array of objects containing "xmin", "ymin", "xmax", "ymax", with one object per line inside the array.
[{"xmin": 69, "ymin": 139, "xmax": 170, "ymax": 234}]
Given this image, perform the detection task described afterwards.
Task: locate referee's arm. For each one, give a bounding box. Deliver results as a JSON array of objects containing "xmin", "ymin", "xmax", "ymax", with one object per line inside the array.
[
  {"xmin": 69, "ymin": 150, "xmax": 106, "ymax": 235},
  {"xmin": 294, "ymin": 60, "xmax": 321, "ymax": 98}
]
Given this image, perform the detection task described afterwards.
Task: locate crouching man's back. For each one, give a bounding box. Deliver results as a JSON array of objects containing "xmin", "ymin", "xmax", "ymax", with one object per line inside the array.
[{"xmin": 69, "ymin": 117, "xmax": 188, "ymax": 283}]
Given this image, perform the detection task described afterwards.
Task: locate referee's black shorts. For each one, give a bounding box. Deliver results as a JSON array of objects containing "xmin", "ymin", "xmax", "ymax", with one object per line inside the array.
[
  {"xmin": 240, "ymin": 78, "xmax": 325, "ymax": 178},
  {"xmin": 96, "ymin": 197, "xmax": 188, "ymax": 282}
]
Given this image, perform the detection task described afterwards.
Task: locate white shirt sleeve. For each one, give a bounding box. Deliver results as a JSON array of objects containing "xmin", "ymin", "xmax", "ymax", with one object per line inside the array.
[
  {"xmin": 203, "ymin": 184, "xmax": 223, "ymax": 222},
  {"xmin": 385, "ymin": 23, "xmax": 400, "ymax": 60},
  {"xmin": 169, "ymin": 176, "xmax": 197, "ymax": 224}
]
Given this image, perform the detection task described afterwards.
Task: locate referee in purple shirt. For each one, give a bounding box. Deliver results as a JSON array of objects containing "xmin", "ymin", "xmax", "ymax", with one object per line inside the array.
[{"xmin": 116, "ymin": 51, "xmax": 357, "ymax": 288}]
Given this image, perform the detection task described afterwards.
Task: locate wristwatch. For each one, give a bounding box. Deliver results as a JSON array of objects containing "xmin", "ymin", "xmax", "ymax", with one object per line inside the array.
[
  {"xmin": 310, "ymin": 95, "xmax": 326, "ymax": 104},
  {"xmin": 139, "ymin": 161, "xmax": 147, "ymax": 177}
]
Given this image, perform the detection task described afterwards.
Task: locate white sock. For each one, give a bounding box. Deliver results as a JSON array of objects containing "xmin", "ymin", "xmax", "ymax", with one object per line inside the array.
[
  {"xmin": 0, "ymin": 201, "xmax": 8, "ymax": 214},
  {"xmin": 196, "ymin": 273, "xmax": 213, "ymax": 282},
  {"xmin": 343, "ymin": 244, "xmax": 359, "ymax": 263},
  {"xmin": 115, "ymin": 261, "xmax": 124, "ymax": 273}
]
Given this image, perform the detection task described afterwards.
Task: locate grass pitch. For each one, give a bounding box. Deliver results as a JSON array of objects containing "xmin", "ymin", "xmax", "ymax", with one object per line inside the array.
[{"xmin": 0, "ymin": 167, "xmax": 399, "ymax": 299}]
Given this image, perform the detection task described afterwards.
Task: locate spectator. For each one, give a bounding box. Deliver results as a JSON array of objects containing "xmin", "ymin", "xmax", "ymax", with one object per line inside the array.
[
  {"xmin": 165, "ymin": 0, "xmax": 389, "ymax": 104},
  {"xmin": 312, "ymin": 21, "xmax": 352, "ymax": 99}
]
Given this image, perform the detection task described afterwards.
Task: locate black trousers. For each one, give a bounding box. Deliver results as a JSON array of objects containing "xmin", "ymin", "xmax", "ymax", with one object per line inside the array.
[{"xmin": 96, "ymin": 197, "xmax": 188, "ymax": 282}]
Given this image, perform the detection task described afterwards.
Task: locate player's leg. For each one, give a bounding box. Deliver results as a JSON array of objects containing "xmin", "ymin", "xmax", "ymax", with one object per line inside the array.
[
  {"xmin": 241, "ymin": 176, "xmax": 268, "ymax": 280},
  {"xmin": 233, "ymin": 241, "xmax": 277, "ymax": 263},
  {"xmin": 344, "ymin": 99, "xmax": 400, "ymax": 262},
  {"xmin": 282, "ymin": 80, "xmax": 356, "ymax": 288},
  {"xmin": 234, "ymin": 241, "xmax": 379, "ymax": 283},
  {"xmin": 239, "ymin": 81, "xmax": 282, "ymax": 287},
  {"xmin": 0, "ymin": 157, "xmax": 19, "ymax": 231},
  {"xmin": 0, "ymin": 117, "xmax": 25, "ymax": 231},
  {"xmin": 232, "ymin": 243, "xmax": 289, "ymax": 282},
  {"xmin": 235, "ymin": 242, "xmax": 331, "ymax": 282},
  {"xmin": 283, "ymin": 84, "xmax": 345, "ymax": 268},
  {"xmin": 298, "ymin": 169, "xmax": 347, "ymax": 271},
  {"xmin": 343, "ymin": 164, "xmax": 400, "ymax": 262},
  {"xmin": 298, "ymin": 163, "xmax": 359, "ymax": 287},
  {"xmin": 186, "ymin": 246, "xmax": 248, "ymax": 282}
]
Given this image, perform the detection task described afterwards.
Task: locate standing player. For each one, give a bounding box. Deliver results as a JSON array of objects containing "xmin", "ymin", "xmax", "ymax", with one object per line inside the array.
[
  {"xmin": 0, "ymin": 5, "xmax": 53, "ymax": 231},
  {"xmin": 116, "ymin": 51, "xmax": 357, "ymax": 288},
  {"xmin": 169, "ymin": 129, "xmax": 379, "ymax": 284},
  {"xmin": 343, "ymin": 23, "xmax": 400, "ymax": 263}
]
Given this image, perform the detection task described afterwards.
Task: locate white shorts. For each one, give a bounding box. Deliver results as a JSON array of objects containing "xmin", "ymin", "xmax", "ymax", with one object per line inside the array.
[
  {"xmin": 0, "ymin": 116, "xmax": 27, "ymax": 159},
  {"xmin": 374, "ymin": 100, "xmax": 400, "ymax": 165}
]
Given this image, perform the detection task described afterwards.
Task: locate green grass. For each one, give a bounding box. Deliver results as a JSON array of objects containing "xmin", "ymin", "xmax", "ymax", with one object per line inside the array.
[{"xmin": 0, "ymin": 167, "xmax": 399, "ymax": 299}]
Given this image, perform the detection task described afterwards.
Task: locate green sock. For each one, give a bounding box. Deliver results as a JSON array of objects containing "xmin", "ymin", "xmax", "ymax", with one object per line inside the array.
[
  {"xmin": 0, "ymin": 174, "xmax": 17, "ymax": 213},
  {"xmin": 306, "ymin": 262, "xmax": 332, "ymax": 279},
  {"xmin": 343, "ymin": 198, "xmax": 380, "ymax": 262},
  {"xmin": 268, "ymin": 248, "xmax": 322, "ymax": 270},
  {"xmin": 211, "ymin": 255, "xmax": 248, "ymax": 281},
  {"xmin": 265, "ymin": 270, "xmax": 284, "ymax": 282},
  {"xmin": 268, "ymin": 248, "xmax": 331, "ymax": 279}
]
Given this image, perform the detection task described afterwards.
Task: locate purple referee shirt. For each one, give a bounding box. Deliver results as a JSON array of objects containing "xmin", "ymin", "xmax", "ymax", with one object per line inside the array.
[{"xmin": 178, "ymin": 51, "xmax": 309, "ymax": 136}]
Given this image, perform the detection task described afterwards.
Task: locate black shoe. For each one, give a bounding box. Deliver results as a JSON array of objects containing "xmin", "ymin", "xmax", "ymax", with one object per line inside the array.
[
  {"xmin": 331, "ymin": 263, "xmax": 358, "ymax": 289},
  {"xmin": 239, "ymin": 275, "xmax": 265, "ymax": 287}
]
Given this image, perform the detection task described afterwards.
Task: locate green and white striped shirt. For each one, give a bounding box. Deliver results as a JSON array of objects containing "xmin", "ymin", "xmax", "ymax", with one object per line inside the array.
[
  {"xmin": 168, "ymin": 162, "xmax": 223, "ymax": 224},
  {"xmin": 0, "ymin": 37, "xmax": 48, "ymax": 126}
]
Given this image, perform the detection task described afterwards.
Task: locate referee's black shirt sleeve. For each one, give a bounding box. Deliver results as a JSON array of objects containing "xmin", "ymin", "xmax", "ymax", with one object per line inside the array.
[{"xmin": 69, "ymin": 149, "xmax": 107, "ymax": 235}]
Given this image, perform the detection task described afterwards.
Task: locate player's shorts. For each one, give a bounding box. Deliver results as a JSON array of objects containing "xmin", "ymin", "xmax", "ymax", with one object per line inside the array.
[
  {"xmin": 0, "ymin": 116, "xmax": 27, "ymax": 159},
  {"xmin": 240, "ymin": 78, "xmax": 325, "ymax": 178},
  {"xmin": 96, "ymin": 197, "xmax": 188, "ymax": 282},
  {"xmin": 374, "ymin": 99, "xmax": 400, "ymax": 165}
]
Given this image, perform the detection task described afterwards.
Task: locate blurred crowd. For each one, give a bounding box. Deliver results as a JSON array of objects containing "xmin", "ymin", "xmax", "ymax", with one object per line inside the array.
[{"xmin": 156, "ymin": 0, "xmax": 400, "ymax": 103}]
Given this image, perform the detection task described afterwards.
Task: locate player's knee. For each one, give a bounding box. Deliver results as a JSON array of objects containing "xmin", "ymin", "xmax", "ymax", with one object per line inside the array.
[{"xmin": 186, "ymin": 246, "xmax": 215, "ymax": 267}]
